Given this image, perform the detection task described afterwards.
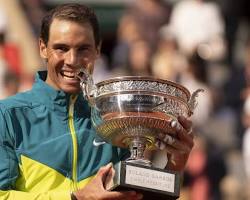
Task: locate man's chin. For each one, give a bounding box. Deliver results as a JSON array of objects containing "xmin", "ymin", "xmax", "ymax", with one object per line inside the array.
[{"xmin": 62, "ymin": 86, "xmax": 81, "ymax": 94}]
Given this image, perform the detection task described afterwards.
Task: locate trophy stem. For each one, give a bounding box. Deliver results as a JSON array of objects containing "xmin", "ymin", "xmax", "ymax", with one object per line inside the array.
[{"xmin": 126, "ymin": 137, "xmax": 152, "ymax": 167}]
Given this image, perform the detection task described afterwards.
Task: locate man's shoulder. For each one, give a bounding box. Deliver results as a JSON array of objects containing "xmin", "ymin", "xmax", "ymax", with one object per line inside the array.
[{"xmin": 0, "ymin": 90, "xmax": 34, "ymax": 112}]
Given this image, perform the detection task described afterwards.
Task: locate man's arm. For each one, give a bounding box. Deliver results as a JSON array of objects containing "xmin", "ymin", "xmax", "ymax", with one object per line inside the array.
[
  {"xmin": 0, "ymin": 143, "xmax": 71, "ymax": 200},
  {"xmin": 0, "ymin": 106, "xmax": 72, "ymax": 200}
]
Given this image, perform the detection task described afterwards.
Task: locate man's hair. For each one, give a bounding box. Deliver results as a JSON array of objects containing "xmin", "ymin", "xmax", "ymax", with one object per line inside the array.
[{"xmin": 40, "ymin": 3, "xmax": 100, "ymax": 46}]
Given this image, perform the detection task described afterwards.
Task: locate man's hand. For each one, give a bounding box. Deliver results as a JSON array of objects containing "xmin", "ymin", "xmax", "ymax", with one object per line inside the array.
[
  {"xmin": 73, "ymin": 163, "xmax": 143, "ymax": 200},
  {"xmin": 156, "ymin": 116, "xmax": 194, "ymax": 171}
]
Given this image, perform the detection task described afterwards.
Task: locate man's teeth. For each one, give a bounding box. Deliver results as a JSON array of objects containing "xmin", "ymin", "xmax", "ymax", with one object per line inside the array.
[{"xmin": 61, "ymin": 71, "xmax": 76, "ymax": 79}]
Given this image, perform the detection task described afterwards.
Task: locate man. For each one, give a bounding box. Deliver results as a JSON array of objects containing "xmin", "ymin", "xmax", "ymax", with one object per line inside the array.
[{"xmin": 0, "ymin": 3, "xmax": 194, "ymax": 200}]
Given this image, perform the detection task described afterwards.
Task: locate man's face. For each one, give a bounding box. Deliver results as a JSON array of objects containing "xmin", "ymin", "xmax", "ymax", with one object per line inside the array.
[{"xmin": 39, "ymin": 19, "xmax": 100, "ymax": 94}]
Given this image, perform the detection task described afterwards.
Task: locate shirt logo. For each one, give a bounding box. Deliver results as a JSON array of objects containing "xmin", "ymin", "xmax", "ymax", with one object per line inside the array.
[{"xmin": 93, "ymin": 138, "xmax": 106, "ymax": 146}]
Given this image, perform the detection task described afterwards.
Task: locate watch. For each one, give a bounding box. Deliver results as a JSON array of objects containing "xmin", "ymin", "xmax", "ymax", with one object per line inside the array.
[{"xmin": 70, "ymin": 192, "xmax": 77, "ymax": 200}]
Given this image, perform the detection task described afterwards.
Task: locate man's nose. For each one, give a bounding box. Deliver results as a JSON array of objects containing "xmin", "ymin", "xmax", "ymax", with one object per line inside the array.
[{"xmin": 65, "ymin": 50, "xmax": 79, "ymax": 67}]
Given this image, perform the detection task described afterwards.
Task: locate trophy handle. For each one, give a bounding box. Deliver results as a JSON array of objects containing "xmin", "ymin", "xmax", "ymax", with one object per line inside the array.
[
  {"xmin": 80, "ymin": 80, "xmax": 97, "ymax": 106},
  {"xmin": 77, "ymin": 68, "xmax": 97, "ymax": 106},
  {"xmin": 187, "ymin": 89, "xmax": 204, "ymax": 116}
]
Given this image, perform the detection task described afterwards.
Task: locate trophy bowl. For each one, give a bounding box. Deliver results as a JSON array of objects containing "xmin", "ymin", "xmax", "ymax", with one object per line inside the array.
[
  {"xmin": 80, "ymin": 74, "xmax": 203, "ymax": 199},
  {"xmin": 81, "ymin": 75, "xmax": 202, "ymax": 166}
]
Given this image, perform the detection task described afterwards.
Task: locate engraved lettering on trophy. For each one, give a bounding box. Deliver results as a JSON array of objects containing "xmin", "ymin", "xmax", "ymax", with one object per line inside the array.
[{"xmin": 126, "ymin": 165, "xmax": 175, "ymax": 192}]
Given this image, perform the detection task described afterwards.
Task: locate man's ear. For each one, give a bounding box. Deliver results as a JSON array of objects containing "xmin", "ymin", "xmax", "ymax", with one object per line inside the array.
[{"xmin": 39, "ymin": 38, "xmax": 48, "ymax": 60}]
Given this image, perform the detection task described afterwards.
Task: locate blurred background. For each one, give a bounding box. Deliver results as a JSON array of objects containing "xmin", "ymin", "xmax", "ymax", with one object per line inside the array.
[{"xmin": 1, "ymin": 0, "xmax": 250, "ymax": 199}]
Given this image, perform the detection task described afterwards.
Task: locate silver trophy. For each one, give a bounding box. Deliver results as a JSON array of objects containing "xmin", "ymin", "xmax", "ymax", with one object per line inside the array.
[{"xmin": 78, "ymin": 70, "xmax": 202, "ymax": 200}]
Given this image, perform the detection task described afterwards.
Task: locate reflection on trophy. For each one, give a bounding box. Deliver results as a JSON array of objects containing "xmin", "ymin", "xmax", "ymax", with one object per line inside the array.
[{"xmin": 78, "ymin": 70, "xmax": 202, "ymax": 200}]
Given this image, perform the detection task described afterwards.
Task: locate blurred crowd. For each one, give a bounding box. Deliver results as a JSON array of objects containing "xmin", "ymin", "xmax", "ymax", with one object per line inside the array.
[{"xmin": 1, "ymin": 0, "xmax": 250, "ymax": 199}]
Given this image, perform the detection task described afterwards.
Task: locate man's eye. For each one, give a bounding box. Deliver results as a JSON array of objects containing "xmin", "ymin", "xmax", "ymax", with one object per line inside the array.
[
  {"xmin": 78, "ymin": 46, "xmax": 91, "ymax": 52},
  {"xmin": 78, "ymin": 48, "xmax": 87, "ymax": 52},
  {"xmin": 55, "ymin": 46, "xmax": 68, "ymax": 52}
]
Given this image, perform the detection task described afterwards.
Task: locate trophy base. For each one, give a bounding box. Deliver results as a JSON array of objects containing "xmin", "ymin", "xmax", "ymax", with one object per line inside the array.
[{"xmin": 104, "ymin": 161, "xmax": 181, "ymax": 200}]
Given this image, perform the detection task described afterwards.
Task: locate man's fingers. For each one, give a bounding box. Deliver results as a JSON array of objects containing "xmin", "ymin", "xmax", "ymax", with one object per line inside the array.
[
  {"xmin": 95, "ymin": 162, "xmax": 113, "ymax": 184},
  {"xmin": 177, "ymin": 116, "xmax": 192, "ymax": 131},
  {"xmin": 156, "ymin": 136, "xmax": 191, "ymax": 153},
  {"xmin": 97, "ymin": 162, "xmax": 113, "ymax": 175},
  {"xmin": 156, "ymin": 116, "xmax": 195, "ymax": 171},
  {"xmin": 96, "ymin": 164, "xmax": 143, "ymax": 199},
  {"xmin": 156, "ymin": 116, "xmax": 195, "ymax": 152},
  {"xmin": 170, "ymin": 118, "xmax": 194, "ymax": 147}
]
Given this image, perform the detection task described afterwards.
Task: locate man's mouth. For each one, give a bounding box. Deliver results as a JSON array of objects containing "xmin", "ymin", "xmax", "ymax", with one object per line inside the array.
[{"xmin": 60, "ymin": 71, "xmax": 78, "ymax": 80}]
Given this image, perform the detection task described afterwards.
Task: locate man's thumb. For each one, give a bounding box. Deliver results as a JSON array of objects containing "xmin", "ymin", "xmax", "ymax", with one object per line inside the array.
[{"xmin": 96, "ymin": 162, "xmax": 113, "ymax": 180}]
